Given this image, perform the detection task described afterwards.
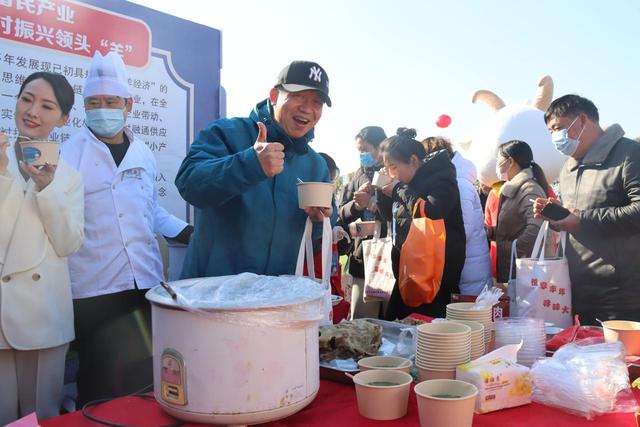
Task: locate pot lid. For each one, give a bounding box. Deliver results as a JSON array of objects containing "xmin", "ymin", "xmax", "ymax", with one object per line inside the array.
[{"xmin": 146, "ymin": 272, "xmax": 326, "ymax": 311}]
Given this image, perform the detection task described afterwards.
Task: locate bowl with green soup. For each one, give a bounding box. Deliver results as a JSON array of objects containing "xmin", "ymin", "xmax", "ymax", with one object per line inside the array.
[
  {"xmin": 357, "ymin": 356, "xmax": 412, "ymax": 373},
  {"xmin": 352, "ymin": 369, "xmax": 413, "ymax": 421},
  {"xmin": 414, "ymin": 379, "xmax": 478, "ymax": 427}
]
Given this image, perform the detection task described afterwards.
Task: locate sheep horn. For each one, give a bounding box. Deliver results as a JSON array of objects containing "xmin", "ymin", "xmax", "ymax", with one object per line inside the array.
[
  {"xmin": 471, "ymin": 90, "xmax": 505, "ymax": 111},
  {"xmin": 530, "ymin": 75, "xmax": 554, "ymax": 111}
]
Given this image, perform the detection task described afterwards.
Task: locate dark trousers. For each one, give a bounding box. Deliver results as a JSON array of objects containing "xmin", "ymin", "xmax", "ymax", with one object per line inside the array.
[{"xmin": 72, "ymin": 289, "xmax": 153, "ymax": 407}]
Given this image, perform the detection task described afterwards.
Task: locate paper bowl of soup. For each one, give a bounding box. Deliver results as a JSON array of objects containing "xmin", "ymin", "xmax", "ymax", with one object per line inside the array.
[
  {"xmin": 352, "ymin": 369, "xmax": 412, "ymax": 420},
  {"xmin": 414, "ymin": 379, "xmax": 478, "ymax": 427},
  {"xmin": 297, "ymin": 182, "xmax": 334, "ymax": 209},
  {"xmin": 602, "ymin": 320, "xmax": 640, "ymax": 356},
  {"xmin": 357, "ymin": 356, "xmax": 412, "ymax": 373},
  {"xmin": 348, "ymin": 221, "xmax": 376, "ymax": 238},
  {"xmin": 20, "ymin": 140, "xmax": 60, "ymax": 166},
  {"xmin": 372, "ymin": 171, "xmax": 392, "ymax": 187}
]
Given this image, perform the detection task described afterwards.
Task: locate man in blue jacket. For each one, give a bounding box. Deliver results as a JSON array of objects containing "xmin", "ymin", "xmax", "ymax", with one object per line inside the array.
[{"xmin": 176, "ymin": 60, "xmax": 334, "ymax": 278}]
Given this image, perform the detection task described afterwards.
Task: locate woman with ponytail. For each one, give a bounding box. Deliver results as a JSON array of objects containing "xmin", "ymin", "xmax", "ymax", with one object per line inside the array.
[
  {"xmin": 377, "ymin": 128, "xmax": 466, "ymax": 319},
  {"xmin": 488, "ymin": 139, "xmax": 549, "ymax": 283}
]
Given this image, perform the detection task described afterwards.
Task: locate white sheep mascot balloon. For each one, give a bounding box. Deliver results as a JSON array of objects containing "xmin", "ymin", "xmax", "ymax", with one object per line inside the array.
[{"xmin": 466, "ymin": 75, "xmax": 566, "ymax": 186}]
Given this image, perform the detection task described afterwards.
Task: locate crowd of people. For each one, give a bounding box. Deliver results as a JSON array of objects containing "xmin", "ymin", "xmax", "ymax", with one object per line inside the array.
[{"xmin": 1, "ymin": 55, "xmax": 639, "ymax": 424}]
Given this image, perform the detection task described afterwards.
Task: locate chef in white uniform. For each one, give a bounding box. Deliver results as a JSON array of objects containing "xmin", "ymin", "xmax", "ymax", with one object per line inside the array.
[{"xmin": 61, "ymin": 51, "xmax": 192, "ymax": 405}]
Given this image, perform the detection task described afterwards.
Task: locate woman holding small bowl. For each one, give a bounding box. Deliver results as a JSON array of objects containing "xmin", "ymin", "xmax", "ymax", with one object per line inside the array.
[{"xmin": 0, "ymin": 72, "xmax": 84, "ymax": 424}]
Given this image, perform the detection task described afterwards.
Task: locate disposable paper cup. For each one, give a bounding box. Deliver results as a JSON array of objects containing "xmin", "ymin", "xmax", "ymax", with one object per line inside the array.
[
  {"xmin": 372, "ymin": 171, "xmax": 392, "ymax": 187},
  {"xmin": 20, "ymin": 140, "xmax": 60, "ymax": 166},
  {"xmin": 417, "ymin": 338, "xmax": 471, "ymax": 347},
  {"xmin": 348, "ymin": 221, "xmax": 376, "ymax": 238},
  {"xmin": 417, "ymin": 332, "xmax": 471, "ymax": 343},
  {"xmin": 448, "ymin": 320, "xmax": 484, "ymax": 334},
  {"xmin": 446, "ymin": 313, "xmax": 492, "ymax": 322},
  {"xmin": 353, "ymin": 369, "xmax": 413, "ymax": 421},
  {"xmin": 417, "ymin": 363, "xmax": 469, "ymax": 371},
  {"xmin": 415, "ymin": 379, "xmax": 478, "ymax": 427},
  {"xmin": 416, "ymin": 343, "xmax": 471, "ymax": 352},
  {"xmin": 416, "ymin": 358, "xmax": 470, "ymax": 368},
  {"xmin": 417, "ymin": 367, "xmax": 456, "ymax": 382},
  {"xmin": 331, "ymin": 294, "xmax": 343, "ymax": 306},
  {"xmin": 418, "ymin": 336, "xmax": 472, "ymax": 342},
  {"xmin": 446, "ymin": 302, "xmax": 481, "ymax": 311},
  {"xmin": 445, "ymin": 312, "xmax": 492, "ymax": 318},
  {"xmin": 446, "ymin": 306, "xmax": 492, "ymax": 313},
  {"xmin": 416, "ymin": 345, "xmax": 471, "ymax": 357},
  {"xmin": 358, "ymin": 356, "xmax": 412, "ymax": 373},
  {"xmin": 418, "ymin": 333, "xmax": 472, "ymax": 340},
  {"xmin": 417, "ymin": 322, "xmax": 471, "ymax": 337},
  {"xmin": 416, "ymin": 355, "xmax": 470, "ymax": 365},
  {"xmin": 415, "ymin": 350, "xmax": 471, "ymax": 360},
  {"xmin": 602, "ymin": 320, "xmax": 640, "ymax": 356},
  {"xmin": 297, "ymin": 182, "xmax": 334, "ymax": 209}
]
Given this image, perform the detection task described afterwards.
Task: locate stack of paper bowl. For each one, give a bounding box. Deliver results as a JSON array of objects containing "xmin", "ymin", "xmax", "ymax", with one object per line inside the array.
[
  {"xmin": 446, "ymin": 302, "xmax": 493, "ymax": 352},
  {"xmin": 415, "ymin": 322, "xmax": 471, "ymax": 381},
  {"xmin": 448, "ymin": 320, "xmax": 485, "ymax": 360},
  {"xmin": 494, "ymin": 317, "xmax": 545, "ymax": 367}
]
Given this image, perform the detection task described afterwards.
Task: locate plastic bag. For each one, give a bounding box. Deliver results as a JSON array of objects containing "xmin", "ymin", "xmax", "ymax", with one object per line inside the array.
[
  {"xmin": 531, "ymin": 340, "xmax": 638, "ymax": 419},
  {"xmin": 148, "ymin": 273, "xmax": 326, "ymax": 327},
  {"xmin": 472, "ymin": 284, "xmax": 503, "ymax": 310},
  {"xmin": 398, "ymin": 198, "xmax": 446, "ymax": 306},
  {"xmin": 391, "ymin": 327, "xmax": 416, "ymax": 358},
  {"xmin": 546, "ymin": 314, "xmax": 604, "ymax": 351}
]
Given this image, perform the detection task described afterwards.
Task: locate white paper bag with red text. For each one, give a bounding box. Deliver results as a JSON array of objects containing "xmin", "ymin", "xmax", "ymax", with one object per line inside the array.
[
  {"xmin": 514, "ymin": 221, "xmax": 572, "ymax": 328},
  {"xmin": 362, "ymin": 235, "xmax": 395, "ymax": 302}
]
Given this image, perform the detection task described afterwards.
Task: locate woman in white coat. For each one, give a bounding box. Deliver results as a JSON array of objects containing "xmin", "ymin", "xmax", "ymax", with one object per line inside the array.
[
  {"xmin": 423, "ymin": 137, "xmax": 492, "ymax": 295},
  {"xmin": 0, "ymin": 72, "xmax": 84, "ymax": 424}
]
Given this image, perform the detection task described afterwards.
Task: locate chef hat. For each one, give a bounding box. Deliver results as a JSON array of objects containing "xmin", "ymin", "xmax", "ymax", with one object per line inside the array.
[{"xmin": 83, "ymin": 51, "xmax": 132, "ymax": 99}]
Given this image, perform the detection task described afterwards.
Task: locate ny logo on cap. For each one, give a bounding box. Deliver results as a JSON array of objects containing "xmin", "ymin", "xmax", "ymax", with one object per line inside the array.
[{"xmin": 309, "ymin": 66, "xmax": 322, "ymax": 83}]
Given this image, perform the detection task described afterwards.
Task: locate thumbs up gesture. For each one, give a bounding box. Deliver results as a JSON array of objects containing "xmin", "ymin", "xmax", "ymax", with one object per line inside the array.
[{"xmin": 253, "ymin": 122, "xmax": 285, "ymax": 177}]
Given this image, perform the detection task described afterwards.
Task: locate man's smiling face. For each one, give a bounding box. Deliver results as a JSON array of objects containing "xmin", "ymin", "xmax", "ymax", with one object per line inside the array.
[{"xmin": 270, "ymin": 88, "xmax": 323, "ymax": 139}]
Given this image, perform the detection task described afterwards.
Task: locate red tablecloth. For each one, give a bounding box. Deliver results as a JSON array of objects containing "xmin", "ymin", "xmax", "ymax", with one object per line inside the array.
[{"xmin": 41, "ymin": 380, "xmax": 640, "ymax": 427}]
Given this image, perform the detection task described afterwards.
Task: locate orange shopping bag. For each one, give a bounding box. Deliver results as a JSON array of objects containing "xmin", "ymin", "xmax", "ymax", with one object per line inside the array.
[{"xmin": 399, "ymin": 198, "xmax": 446, "ymax": 307}]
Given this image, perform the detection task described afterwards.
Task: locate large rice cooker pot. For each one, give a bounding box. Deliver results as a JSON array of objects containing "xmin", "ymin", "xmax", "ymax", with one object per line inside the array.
[{"xmin": 146, "ymin": 273, "xmax": 326, "ymax": 425}]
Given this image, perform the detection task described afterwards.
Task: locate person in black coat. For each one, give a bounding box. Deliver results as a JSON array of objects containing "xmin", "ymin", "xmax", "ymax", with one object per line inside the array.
[{"xmin": 377, "ymin": 128, "xmax": 466, "ymax": 319}]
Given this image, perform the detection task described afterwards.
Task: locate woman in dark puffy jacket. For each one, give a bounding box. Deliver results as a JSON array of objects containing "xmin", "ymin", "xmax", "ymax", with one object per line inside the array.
[{"xmin": 377, "ymin": 128, "xmax": 466, "ymax": 319}]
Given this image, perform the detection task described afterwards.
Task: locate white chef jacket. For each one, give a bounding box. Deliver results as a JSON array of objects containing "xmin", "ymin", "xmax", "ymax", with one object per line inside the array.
[{"xmin": 61, "ymin": 126, "xmax": 186, "ymax": 299}]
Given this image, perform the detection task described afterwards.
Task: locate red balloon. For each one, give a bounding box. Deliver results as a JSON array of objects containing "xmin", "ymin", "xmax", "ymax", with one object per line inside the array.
[{"xmin": 436, "ymin": 114, "xmax": 452, "ymax": 128}]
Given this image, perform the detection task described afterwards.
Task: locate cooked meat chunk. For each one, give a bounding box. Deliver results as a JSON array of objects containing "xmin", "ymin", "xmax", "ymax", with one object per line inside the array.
[{"xmin": 319, "ymin": 319, "xmax": 382, "ymax": 361}]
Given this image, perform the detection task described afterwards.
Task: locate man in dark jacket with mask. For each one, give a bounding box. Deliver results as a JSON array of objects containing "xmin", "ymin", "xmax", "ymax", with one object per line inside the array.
[
  {"xmin": 176, "ymin": 60, "xmax": 334, "ymax": 279},
  {"xmin": 339, "ymin": 126, "xmax": 388, "ymax": 318},
  {"xmin": 534, "ymin": 94, "xmax": 640, "ymax": 325}
]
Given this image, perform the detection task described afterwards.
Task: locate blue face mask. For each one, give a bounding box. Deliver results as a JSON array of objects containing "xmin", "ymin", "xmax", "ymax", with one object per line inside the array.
[
  {"xmin": 551, "ymin": 116, "xmax": 584, "ymax": 156},
  {"xmin": 85, "ymin": 108, "xmax": 126, "ymax": 137},
  {"xmin": 359, "ymin": 152, "xmax": 377, "ymax": 168}
]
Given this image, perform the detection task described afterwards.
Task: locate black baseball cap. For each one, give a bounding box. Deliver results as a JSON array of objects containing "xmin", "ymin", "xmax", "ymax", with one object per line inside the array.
[{"xmin": 274, "ymin": 60, "xmax": 331, "ymax": 107}]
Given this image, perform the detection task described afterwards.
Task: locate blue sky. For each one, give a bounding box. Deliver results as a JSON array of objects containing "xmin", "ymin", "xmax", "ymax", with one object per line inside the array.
[{"xmin": 131, "ymin": 0, "xmax": 640, "ymax": 173}]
